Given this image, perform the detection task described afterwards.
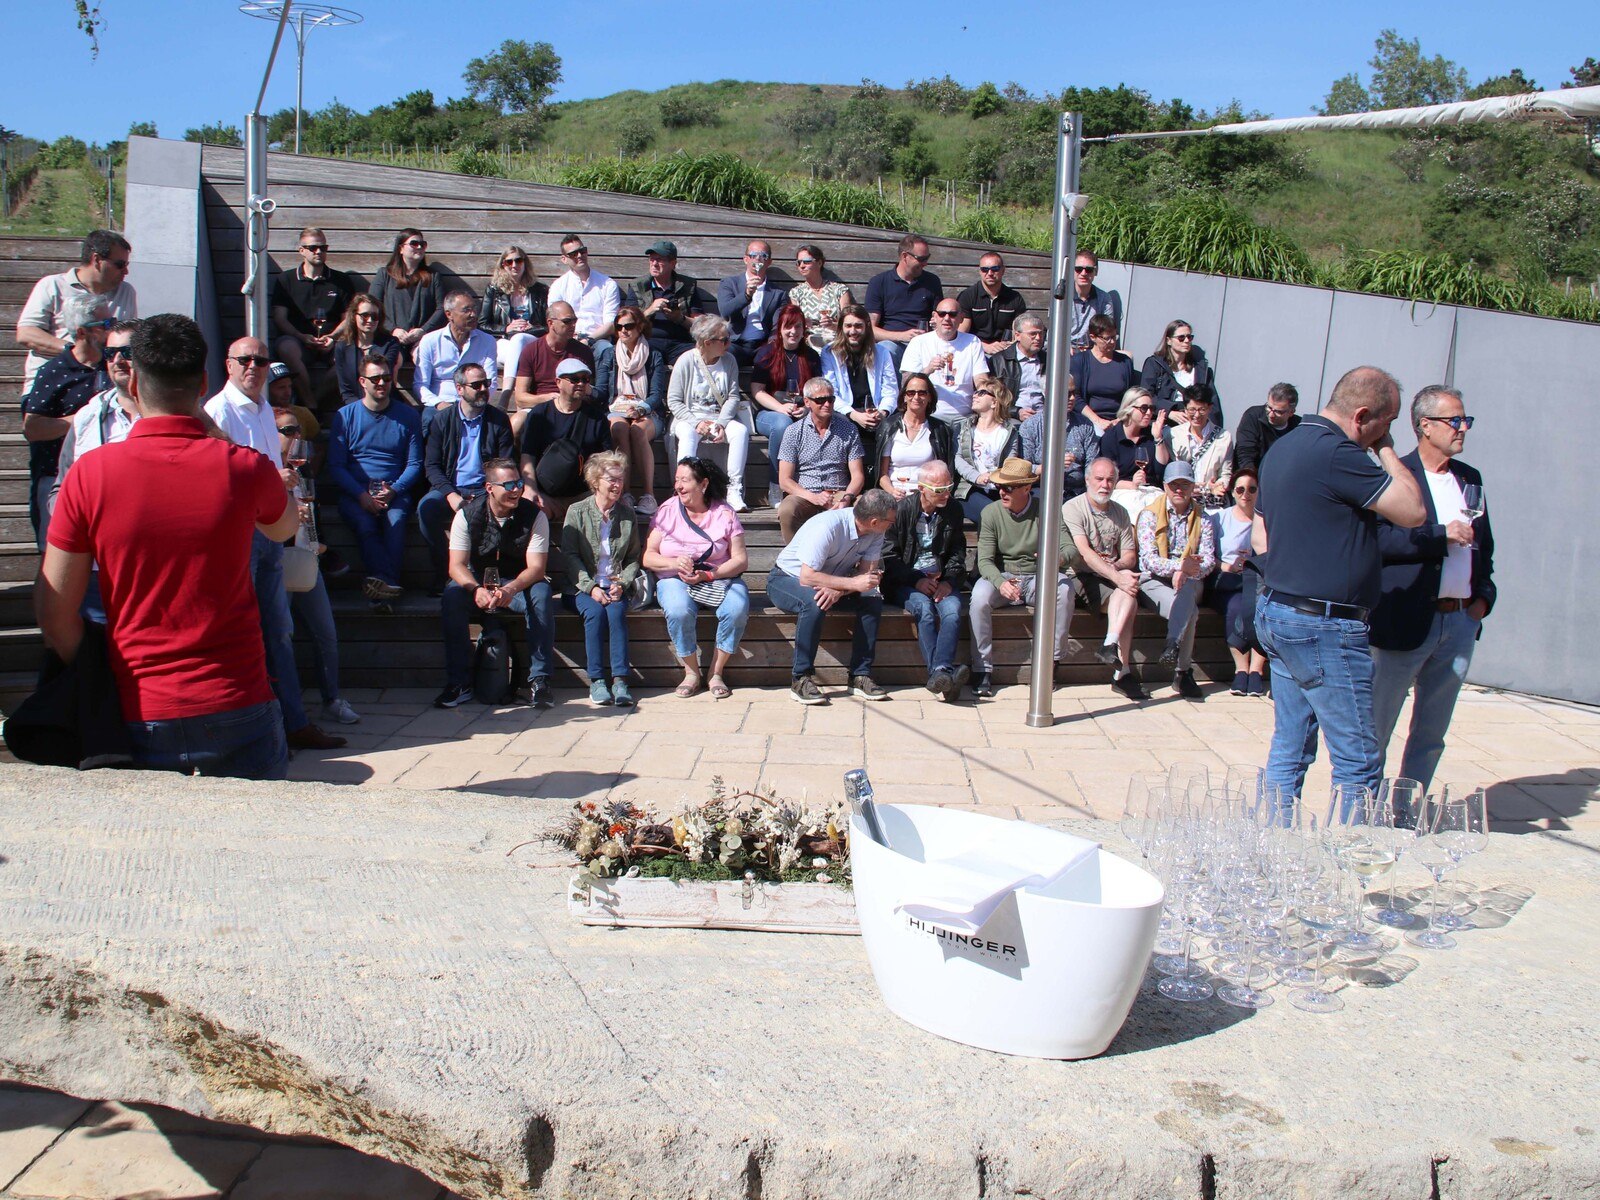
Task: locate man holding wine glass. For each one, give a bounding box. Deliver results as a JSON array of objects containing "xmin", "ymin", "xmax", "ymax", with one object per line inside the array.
[
  {"xmin": 1370, "ymin": 385, "xmax": 1496, "ymax": 792},
  {"xmin": 271, "ymin": 227, "xmax": 354, "ymax": 410}
]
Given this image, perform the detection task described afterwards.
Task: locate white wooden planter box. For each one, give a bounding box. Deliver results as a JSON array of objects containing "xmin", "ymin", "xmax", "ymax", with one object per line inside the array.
[{"xmin": 567, "ymin": 871, "xmax": 859, "ymax": 934}]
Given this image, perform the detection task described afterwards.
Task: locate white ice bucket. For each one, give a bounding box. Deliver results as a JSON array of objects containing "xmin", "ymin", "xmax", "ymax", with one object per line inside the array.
[{"xmin": 851, "ymin": 804, "xmax": 1164, "ymax": 1060}]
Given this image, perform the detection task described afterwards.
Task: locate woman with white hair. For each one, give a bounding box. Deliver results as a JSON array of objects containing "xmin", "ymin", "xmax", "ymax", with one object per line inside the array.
[
  {"xmin": 21, "ymin": 291, "xmax": 112, "ymax": 546},
  {"xmin": 666, "ymin": 313, "xmax": 751, "ymax": 511}
]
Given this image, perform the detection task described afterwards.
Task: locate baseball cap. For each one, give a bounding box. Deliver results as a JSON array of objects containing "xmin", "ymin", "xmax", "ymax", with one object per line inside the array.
[
  {"xmin": 267, "ymin": 362, "xmax": 292, "ymax": 383},
  {"xmin": 645, "ymin": 240, "xmax": 678, "ymax": 258},
  {"xmin": 1163, "ymin": 460, "xmax": 1196, "ymax": 484},
  {"xmin": 556, "ymin": 358, "xmax": 593, "ymax": 379}
]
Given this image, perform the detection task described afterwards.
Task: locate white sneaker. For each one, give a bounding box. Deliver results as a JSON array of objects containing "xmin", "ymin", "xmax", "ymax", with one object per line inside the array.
[
  {"xmin": 729, "ymin": 488, "xmax": 749, "ymax": 513},
  {"xmin": 325, "ymin": 698, "xmax": 361, "ymax": 725},
  {"xmin": 635, "ymin": 493, "xmax": 659, "ymax": 516}
]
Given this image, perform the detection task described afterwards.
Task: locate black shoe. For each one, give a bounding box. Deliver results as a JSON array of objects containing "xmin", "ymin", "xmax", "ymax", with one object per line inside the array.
[
  {"xmin": 971, "ymin": 672, "xmax": 996, "ymax": 699},
  {"xmin": 1174, "ymin": 668, "xmax": 1203, "ymax": 699},
  {"xmin": 368, "ymin": 599, "xmax": 394, "ymax": 615},
  {"xmin": 950, "ymin": 664, "xmax": 971, "ymax": 697},
  {"xmin": 1247, "ymin": 671, "xmax": 1268, "ymax": 697},
  {"xmin": 926, "ymin": 668, "xmax": 954, "ymax": 700},
  {"xmin": 851, "ymin": 674, "xmax": 889, "ymax": 702},
  {"xmin": 505, "ymin": 687, "xmax": 532, "ymax": 707},
  {"xmin": 790, "ymin": 675, "xmax": 826, "ymax": 706},
  {"xmin": 1095, "ymin": 642, "xmax": 1120, "ymax": 668},
  {"xmin": 530, "ymin": 678, "xmax": 554, "ymax": 709},
  {"xmin": 434, "ymin": 684, "xmax": 473, "ymax": 709},
  {"xmin": 1159, "ymin": 642, "xmax": 1179, "ymax": 666},
  {"xmin": 1230, "ymin": 671, "xmax": 1249, "ymax": 696},
  {"xmin": 1111, "ymin": 670, "xmax": 1147, "ymax": 701}
]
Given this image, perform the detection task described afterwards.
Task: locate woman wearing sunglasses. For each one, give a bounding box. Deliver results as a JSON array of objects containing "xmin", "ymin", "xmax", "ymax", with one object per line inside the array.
[
  {"xmin": 1140, "ymin": 318, "xmax": 1219, "ymax": 429},
  {"xmin": 595, "ymin": 305, "xmax": 668, "ymax": 515},
  {"xmin": 331, "ymin": 293, "xmax": 401, "ymax": 407},
  {"xmin": 478, "ymin": 245, "xmax": 548, "ymax": 391},
  {"xmin": 787, "ymin": 244, "xmax": 853, "ymax": 351},
  {"xmin": 1211, "ymin": 467, "xmax": 1268, "ymax": 696},
  {"xmin": 371, "ymin": 228, "xmax": 449, "ymax": 352}
]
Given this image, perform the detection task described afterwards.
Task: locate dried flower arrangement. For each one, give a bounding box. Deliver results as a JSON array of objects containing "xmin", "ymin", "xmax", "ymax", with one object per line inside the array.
[{"xmin": 550, "ymin": 776, "xmax": 852, "ymax": 886}]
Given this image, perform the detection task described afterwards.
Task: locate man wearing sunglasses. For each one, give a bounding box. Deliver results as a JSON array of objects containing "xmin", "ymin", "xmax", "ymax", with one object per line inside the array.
[
  {"xmin": 436, "ymin": 458, "xmax": 555, "ymax": 710},
  {"xmin": 16, "ymin": 229, "xmax": 137, "ymax": 392},
  {"xmin": 419, "ymin": 361, "xmax": 515, "ymax": 596},
  {"xmin": 270, "ymin": 225, "xmax": 353, "ymax": 409},
  {"xmin": 881, "ymin": 460, "xmax": 970, "ymax": 701},
  {"xmin": 51, "ymin": 321, "xmax": 140, "ymax": 527},
  {"xmin": 547, "ymin": 234, "xmax": 621, "ymax": 345},
  {"xmin": 1369, "ymin": 386, "xmax": 1495, "ymax": 792},
  {"xmin": 865, "ymin": 233, "xmax": 943, "ymax": 373},
  {"xmin": 22, "ymin": 293, "xmax": 112, "ymax": 546},
  {"xmin": 1067, "ymin": 251, "xmax": 1121, "ymax": 353},
  {"xmin": 957, "ymin": 253, "xmax": 1028, "ymax": 356},
  {"xmin": 717, "ymin": 240, "xmax": 786, "ymax": 370}
]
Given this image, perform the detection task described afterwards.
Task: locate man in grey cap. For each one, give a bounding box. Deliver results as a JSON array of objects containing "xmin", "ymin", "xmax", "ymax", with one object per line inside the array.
[
  {"xmin": 1135, "ymin": 458, "xmax": 1216, "ymax": 699},
  {"xmin": 629, "ymin": 240, "xmax": 700, "ymax": 365}
]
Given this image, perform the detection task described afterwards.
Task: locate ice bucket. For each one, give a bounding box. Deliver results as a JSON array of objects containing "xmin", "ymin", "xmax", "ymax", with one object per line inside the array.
[{"xmin": 851, "ymin": 804, "xmax": 1163, "ymax": 1060}]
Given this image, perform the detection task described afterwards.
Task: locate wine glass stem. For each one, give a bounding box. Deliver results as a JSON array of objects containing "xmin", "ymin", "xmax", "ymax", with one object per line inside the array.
[{"xmin": 1427, "ymin": 869, "xmax": 1444, "ymax": 934}]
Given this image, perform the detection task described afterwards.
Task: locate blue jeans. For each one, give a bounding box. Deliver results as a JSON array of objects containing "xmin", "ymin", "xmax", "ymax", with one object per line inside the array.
[
  {"xmin": 1371, "ymin": 608, "xmax": 1480, "ymax": 792},
  {"xmin": 251, "ymin": 533, "xmax": 308, "ymax": 733},
  {"xmin": 572, "ymin": 591, "xmax": 633, "ymax": 681},
  {"xmin": 337, "ymin": 494, "xmax": 411, "ymax": 587},
  {"xmin": 754, "ymin": 408, "xmax": 800, "ymax": 454},
  {"xmin": 960, "ymin": 490, "xmax": 996, "ymax": 528},
  {"xmin": 766, "ymin": 567, "xmax": 881, "ymax": 678},
  {"xmin": 1257, "ymin": 598, "xmax": 1382, "ymax": 800},
  {"xmin": 289, "ymin": 571, "xmax": 342, "ymax": 705},
  {"xmin": 126, "ymin": 699, "xmax": 287, "ymax": 780},
  {"xmin": 656, "ymin": 576, "xmax": 750, "ymax": 659},
  {"xmin": 887, "ymin": 582, "xmax": 965, "ymax": 674},
  {"xmin": 441, "ymin": 579, "xmax": 554, "ymax": 687},
  {"xmin": 417, "ymin": 488, "xmax": 479, "ymax": 586}
]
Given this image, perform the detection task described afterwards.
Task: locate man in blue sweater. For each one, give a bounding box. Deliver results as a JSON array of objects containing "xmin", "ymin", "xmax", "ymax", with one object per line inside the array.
[{"xmin": 328, "ymin": 350, "xmax": 424, "ymax": 611}]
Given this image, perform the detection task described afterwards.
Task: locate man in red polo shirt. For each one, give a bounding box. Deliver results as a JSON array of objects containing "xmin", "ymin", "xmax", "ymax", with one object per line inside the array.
[{"xmin": 37, "ymin": 313, "xmax": 302, "ymax": 778}]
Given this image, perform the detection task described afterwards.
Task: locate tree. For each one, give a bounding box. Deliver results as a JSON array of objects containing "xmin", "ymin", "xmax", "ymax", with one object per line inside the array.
[
  {"xmin": 1318, "ymin": 73, "xmax": 1371, "ymax": 115},
  {"xmin": 616, "ymin": 115, "xmax": 654, "ymax": 159},
  {"xmin": 127, "ymin": 120, "xmax": 157, "ymax": 139},
  {"xmin": 184, "ymin": 123, "xmax": 243, "ymax": 148},
  {"xmin": 967, "ymin": 82, "xmax": 1004, "ymax": 119},
  {"xmin": 463, "ymin": 40, "xmax": 562, "ymax": 115},
  {"xmin": 1367, "ymin": 29, "xmax": 1467, "ymax": 108},
  {"xmin": 1468, "ymin": 68, "xmax": 1540, "ymax": 100},
  {"xmin": 1566, "ymin": 57, "xmax": 1600, "ymax": 88}
]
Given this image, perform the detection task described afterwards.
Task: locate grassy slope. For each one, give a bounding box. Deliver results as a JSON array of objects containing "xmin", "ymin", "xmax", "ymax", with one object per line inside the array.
[{"xmin": 1, "ymin": 166, "xmax": 120, "ymax": 236}]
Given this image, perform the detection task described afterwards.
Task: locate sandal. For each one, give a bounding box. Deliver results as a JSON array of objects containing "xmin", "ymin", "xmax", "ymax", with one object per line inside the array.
[
  {"xmin": 708, "ymin": 675, "xmax": 732, "ymax": 700},
  {"xmin": 675, "ymin": 675, "xmax": 704, "ymax": 698}
]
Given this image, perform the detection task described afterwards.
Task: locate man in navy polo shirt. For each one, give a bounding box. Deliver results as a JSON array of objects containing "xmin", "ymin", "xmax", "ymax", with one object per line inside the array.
[
  {"xmin": 865, "ymin": 234, "xmax": 943, "ymax": 372},
  {"xmin": 1255, "ymin": 366, "xmax": 1426, "ymax": 801}
]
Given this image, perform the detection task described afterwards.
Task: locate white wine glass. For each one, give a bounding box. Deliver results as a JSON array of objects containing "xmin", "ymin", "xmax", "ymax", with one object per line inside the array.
[
  {"xmin": 1435, "ymin": 784, "xmax": 1489, "ymax": 929},
  {"xmin": 1288, "ymin": 867, "xmax": 1351, "ymax": 1013},
  {"xmin": 1406, "ymin": 794, "xmax": 1464, "ymax": 950},
  {"xmin": 1327, "ymin": 785, "xmax": 1389, "ymax": 952},
  {"xmin": 1371, "ymin": 778, "xmax": 1421, "ymax": 928}
]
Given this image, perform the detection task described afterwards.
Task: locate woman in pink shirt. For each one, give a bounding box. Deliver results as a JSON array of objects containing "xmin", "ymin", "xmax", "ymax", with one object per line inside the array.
[{"xmin": 642, "ymin": 456, "xmax": 750, "ymax": 698}]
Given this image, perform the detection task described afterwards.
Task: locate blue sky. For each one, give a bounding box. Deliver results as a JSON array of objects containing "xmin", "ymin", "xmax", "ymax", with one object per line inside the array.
[{"xmin": 6, "ymin": 1, "xmax": 1596, "ymax": 144}]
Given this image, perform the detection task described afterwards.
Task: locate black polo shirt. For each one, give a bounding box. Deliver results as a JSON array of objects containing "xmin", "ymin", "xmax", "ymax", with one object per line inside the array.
[
  {"xmin": 864, "ymin": 268, "xmax": 944, "ymax": 333},
  {"xmin": 1096, "ymin": 426, "xmax": 1165, "ymax": 485},
  {"xmin": 1258, "ymin": 415, "xmax": 1392, "ymax": 609},
  {"xmin": 272, "ymin": 266, "xmax": 356, "ymax": 337},
  {"xmin": 955, "ymin": 282, "xmax": 1027, "ymax": 343}
]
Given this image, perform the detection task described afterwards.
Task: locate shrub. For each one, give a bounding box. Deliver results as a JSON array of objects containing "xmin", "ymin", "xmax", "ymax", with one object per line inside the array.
[
  {"xmin": 788, "ymin": 179, "xmax": 909, "ymax": 229},
  {"xmin": 36, "ymin": 136, "xmax": 90, "ymax": 167},
  {"xmin": 642, "ymin": 152, "xmax": 790, "ymax": 212},
  {"xmin": 906, "ymin": 75, "xmax": 969, "ymax": 114},
  {"xmin": 450, "ymin": 147, "xmax": 503, "ymax": 177},
  {"xmin": 660, "ymin": 92, "xmax": 721, "ymax": 129},
  {"xmin": 967, "ymin": 82, "xmax": 1004, "ymax": 119},
  {"xmin": 616, "ymin": 115, "xmax": 655, "ymax": 159}
]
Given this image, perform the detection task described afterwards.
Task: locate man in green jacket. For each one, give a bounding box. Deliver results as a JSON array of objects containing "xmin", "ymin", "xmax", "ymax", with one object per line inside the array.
[{"xmin": 967, "ymin": 457, "xmax": 1078, "ymax": 698}]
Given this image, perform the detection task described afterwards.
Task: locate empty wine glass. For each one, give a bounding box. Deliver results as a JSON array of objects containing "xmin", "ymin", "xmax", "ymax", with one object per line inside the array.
[
  {"xmin": 1326, "ymin": 785, "xmax": 1389, "ymax": 952},
  {"xmin": 1406, "ymin": 793, "xmax": 1465, "ymax": 950},
  {"xmin": 1289, "ymin": 867, "xmax": 1352, "ymax": 1013},
  {"xmin": 1120, "ymin": 774, "xmax": 1165, "ymax": 858},
  {"xmin": 1156, "ymin": 881, "xmax": 1216, "ymax": 1003},
  {"xmin": 1433, "ymin": 784, "xmax": 1489, "ymax": 930},
  {"xmin": 1371, "ymin": 778, "xmax": 1422, "ymax": 927}
]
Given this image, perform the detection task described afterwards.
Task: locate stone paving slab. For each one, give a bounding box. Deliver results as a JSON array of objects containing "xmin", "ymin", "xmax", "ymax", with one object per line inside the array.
[
  {"xmin": 2, "ymin": 765, "xmax": 1598, "ymax": 1200},
  {"xmin": 0, "ymin": 1088, "xmax": 91, "ymax": 1191}
]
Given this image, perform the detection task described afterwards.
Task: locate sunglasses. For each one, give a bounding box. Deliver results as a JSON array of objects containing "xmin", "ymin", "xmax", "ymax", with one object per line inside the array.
[
  {"xmin": 1131, "ymin": 405, "xmax": 1155, "ymax": 414},
  {"xmin": 355, "ymin": 310, "xmax": 379, "ymax": 320},
  {"xmin": 615, "ymin": 322, "xmax": 639, "ymax": 332},
  {"xmin": 1074, "ymin": 265, "xmax": 1096, "ymax": 274},
  {"xmin": 708, "ymin": 335, "xmax": 730, "ymax": 344},
  {"xmin": 1172, "ymin": 333, "xmax": 1193, "ymax": 341},
  {"xmin": 457, "ymin": 379, "xmax": 488, "ymax": 390},
  {"xmin": 405, "ymin": 239, "xmax": 427, "ymax": 249},
  {"xmin": 997, "ymin": 482, "xmax": 1030, "ymax": 492},
  {"xmin": 105, "ymin": 345, "xmax": 134, "ymax": 359},
  {"xmin": 918, "ymin": 482, "xmax": 955, "ymax": 494},
  {"xmin": 1422, "ymin": 415, "xmax": 1475, "ymax": 431},
  {"xmin": 551, "ymin": 317, "xmax": 577, "ymax": 326},
  {"xmin": 490, "ymin": 479, "xmax": 525, "ymax": 492},
  {"xmin": 277, "ymin": 424, "xmax": 302, "ymax": 436},
  {"xmin": 231, "ymin": 354, "xmax": 270, "ymax": 368},
  {"xmin": 1235, "ymin": 484, "xmax": 1258, "ymax": 493},
  {"xmin": 974, "ymin": 390, "xmax": 997, "ymax": 399},
  {"xmin": 746, "ymin": 252, "xmax": 771, "ymax": 262},
  {"xmin": 363, "ymin": 374, "xmax": 393, "ymax": 384},
  {"xmin": 795, "ymin": 257, "xmax": 817, "ymax": 267},
  {"xmin": 933, "ymin": 310, "xmax": 960, "ymax": 318},
  {"xmin": 907, "ymin": 253, "xmax": 931, "ymax": 264},
  {"xmin": 301, "ymin": 244, "xmax": 328, "ymax": 252},
  {"xmin": 563, "ymin": 246, "xmax": 589, "ymax": 256},
  {"xmin": 806, "ymin": 393, "xmax": 834, "ymax": 404},
  {"xmin": 501, "ymin": 256, "xmax": 525, "ymax": 266},
  {"xmin": 903, "ymin": 389, "xmax": 933, "ymax": 398},
  {"xmin": 978, "ymin": 265, "xmax": 1003, "ymax": 273}
]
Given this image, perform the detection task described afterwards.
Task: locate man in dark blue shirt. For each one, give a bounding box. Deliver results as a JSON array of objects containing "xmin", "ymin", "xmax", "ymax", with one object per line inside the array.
[
  {"xmin": 1256, "ymin": 366, "xmax": 1426, "ymax": 802},
  {"xmin": 22, "ymin": 293, "xmax": 110, "ymax": 547},
  {"xmin": 864, "ymin": 234, "xmax": 943, "ymax": 373},
  {"xmin": 418, "ymin": 361, "xmax": 515, "ymax": 596}
]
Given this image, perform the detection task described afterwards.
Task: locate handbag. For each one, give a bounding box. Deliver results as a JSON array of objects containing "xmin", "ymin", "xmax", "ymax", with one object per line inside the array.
[
  {"xmin": 678, "ymin": 502, "xmax": 731, "ymax": 608},
  {"xmin": 282, "ymin": 488, "xmax": 319, "ymax": 593}
]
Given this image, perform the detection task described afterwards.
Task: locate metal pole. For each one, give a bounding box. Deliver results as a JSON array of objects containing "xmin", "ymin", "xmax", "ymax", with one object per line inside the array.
[
  {"xmin": 1025, "ymin": 111, "xmax": 1083, "ymax": 729},
  {"xmin": 294, "ymin": 13, "xmax": 306, "ymax": 154},
  {"xmin": 244, "ymin": 113, "xmax": 272, "ymax": 340}
]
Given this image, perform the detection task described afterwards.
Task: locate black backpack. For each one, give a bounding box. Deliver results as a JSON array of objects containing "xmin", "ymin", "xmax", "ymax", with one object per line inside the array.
[
  {"xmin": 534, "ymin": 437, "xmax": 584, "ymax": 497},
  {"xmin": 473, "ymin": 625, "xmax": 511, "ymax": 705}
]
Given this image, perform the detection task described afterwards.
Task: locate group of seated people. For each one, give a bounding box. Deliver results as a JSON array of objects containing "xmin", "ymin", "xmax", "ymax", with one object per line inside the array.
[{"xmin": 19, "ymin": 226, "xmax": 1308, "ymax": 724}]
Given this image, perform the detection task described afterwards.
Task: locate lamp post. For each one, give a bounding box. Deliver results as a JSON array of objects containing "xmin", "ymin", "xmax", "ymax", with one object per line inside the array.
[{"xmin": 239, "ymin": 2, "xmax": 363, "ymax": 154}]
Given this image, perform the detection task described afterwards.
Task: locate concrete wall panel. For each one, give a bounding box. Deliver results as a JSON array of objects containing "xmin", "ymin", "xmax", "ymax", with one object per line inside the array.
[
  {"xmin": 1211, "ymin": 278, "xmax": 1333, "ymax": 421},
  {"xmin": 1121, "ymin": 266, "xmax": 1227, "ymax": 374},
  {"xmin": 1319, "ymin": 291, "xmax": 1456, "ymax": 415}
]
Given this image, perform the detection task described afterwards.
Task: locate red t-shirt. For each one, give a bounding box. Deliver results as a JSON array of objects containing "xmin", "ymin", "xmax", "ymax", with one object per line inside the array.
[
  {"xmin": 48, "ymin": 414, "xmax": 290, "ymax": 722},
  {"xmin": 515, "ymin": 337, "xmax": 594, "ymax": 395}
]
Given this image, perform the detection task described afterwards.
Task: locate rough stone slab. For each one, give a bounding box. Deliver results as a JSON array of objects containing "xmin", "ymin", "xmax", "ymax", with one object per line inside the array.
[{"xmin": 0, "ymin": 763, "xmax": 1597, "ymax": 1200}]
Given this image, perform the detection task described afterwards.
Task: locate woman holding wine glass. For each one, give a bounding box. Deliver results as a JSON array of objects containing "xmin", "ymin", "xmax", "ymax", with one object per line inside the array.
[
  {"xmin": 332, "ymin": 294, "xmax": 401, "ymax": 407},
  {"xmin": 1099, "ymin": 387, "xmax": 1169, "ymax": 514},
  {"xmin": 786, "ymin": 244, "xmax": 853, "ymax": 351},
  {"xmin": 561, "ymin": 452, "xmax": 643, "ymax": 708}
]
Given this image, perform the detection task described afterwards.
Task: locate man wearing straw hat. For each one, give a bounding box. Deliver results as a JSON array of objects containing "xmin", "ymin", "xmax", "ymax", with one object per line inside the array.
[{"xmin": 967, "ymin": 457, "xmax": 1077, "ymax": 699}]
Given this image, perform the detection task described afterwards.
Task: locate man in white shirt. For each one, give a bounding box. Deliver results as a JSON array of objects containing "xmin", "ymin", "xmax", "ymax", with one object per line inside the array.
[
  {"xmin": 717, "ymin": 240, "xmax": 785, "ymax": 371},
  {"xmin": 15, "ymin": 230, "xmax": 138, "ymax": 390},
  {"xmin": 901, "ymin": 299, "xmax": 986, "ymax": 422},
  {"xmin": 414, "ymin": 290, "xmax": 499, "ymax": 408},
  {"xmin": 546, "ymin": 234, "xmax": 620, "ymax": 345},
  {"xmin": 204, "ymin": 337, "xmax": 345, "ymax": 753}
]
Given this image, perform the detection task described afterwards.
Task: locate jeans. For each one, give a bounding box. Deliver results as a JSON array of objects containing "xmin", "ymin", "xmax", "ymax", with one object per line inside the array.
[
  {"xmin": 572, "ymin": 590, "xmax": 634, "ymax": 681},
  {"xmin": 289, "ymin": 572, "xmax": 342, "ymax": 705},
  {"xmin": 671, "ymin": 417, "xmax": 750, "ymax": 493},
  {"xmin": 126, "ymin": 699, "xmax": 287, "ymax": 780},
  {"xmin": 336, "ymin": 494, "xmax": 412, "ymax": 587},
  {"xmin": 31, "ymin": 474, "xmax": 54, "ymax": 550},
  {"xmin": 1138, "ymin": 574, "xmax": 1201, "ymax": 669},
  {"xmin": 441, "ymin": 579, "xmax": 554, "ymax": 687},
  {"xmin": 1257, "ymin": 598, "xmax": 1382, "ymax": 800},
  {"xmin": 754, "ymin": 407, "xmax": 800, "ymax": 453},
  {"xmin": 1371, "ymin": 608, "xmax": 1480, "ymax": 792},
  {"xmin": 251, "ymin": 533, "xmax": 308, "ymax": 733},
  {"xmin": 960, "ymin": 490, "xmax": 997, "ymax": 528},
  {"xmin": 655, "ymin": 576, "xmax": 750, "ymax": 658},
  {"xmin": 766, "ymin": 567, "xmax": 880, "ymax": 678},
  {"xmin": 883, "ymin": 339, "xmax": 908, "ymax": 373},
  {"xmin": 417, "ymin": 488, "xmax": 479, "ymax": 586},
  {"xmin": 969, "ymin": 573, "xmax": 1074, "ymax": 674},
  {"xmin": 887, "ymin": 582, "xmax": 965, "ymax": 674}
]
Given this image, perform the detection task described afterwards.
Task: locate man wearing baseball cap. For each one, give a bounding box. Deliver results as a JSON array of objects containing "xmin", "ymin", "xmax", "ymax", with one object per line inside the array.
[
  {"xmin": 629, "ymin": 239, "xmax": 700, "ymax": 365},
  {"xmin": 1135, "ymin": 458, "xmax": 1215, "ymax": 699}
]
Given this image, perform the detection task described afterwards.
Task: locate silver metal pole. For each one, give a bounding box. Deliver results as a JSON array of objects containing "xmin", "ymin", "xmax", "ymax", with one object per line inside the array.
[
  {"xmin": 244, "ymin": 113, "xmax": 272, "ymax": 340},
  {"xmin": 1025, "ymin": 111, "xmax": 1083, "ymax": 729},
  {"xmin": 294, "ymin": 13, "xmax": 306, "ymax": 154}
]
